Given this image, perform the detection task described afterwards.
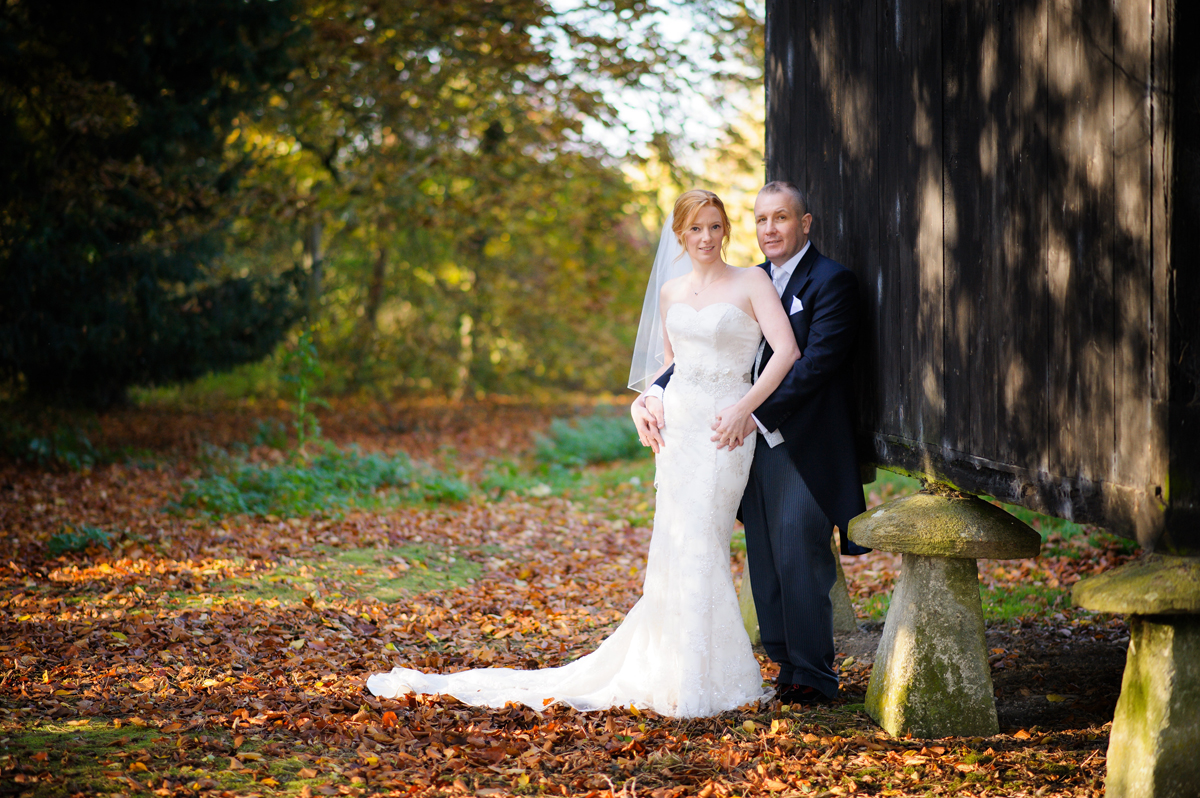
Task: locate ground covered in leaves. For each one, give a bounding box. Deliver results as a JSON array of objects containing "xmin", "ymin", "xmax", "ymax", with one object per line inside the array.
[{"xmin": 1, "ymin": 399, "xmax": 1140, "ymax": 797}]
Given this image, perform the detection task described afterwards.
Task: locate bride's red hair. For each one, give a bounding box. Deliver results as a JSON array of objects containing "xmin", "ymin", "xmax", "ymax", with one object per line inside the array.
[{"xmin": 671, "ymin": 189, "xmax": 731, "ymax": 257}]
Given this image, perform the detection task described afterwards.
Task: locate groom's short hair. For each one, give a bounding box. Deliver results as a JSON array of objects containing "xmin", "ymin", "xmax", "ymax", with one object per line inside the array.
[{"xmin": 760, "ymin": 181, "xmax": 808, "ymax": 217}]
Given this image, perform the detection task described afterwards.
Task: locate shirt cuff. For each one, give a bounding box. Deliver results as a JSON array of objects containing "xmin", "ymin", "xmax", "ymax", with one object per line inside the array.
[
  {"xmin": 752, "ymin": 413, "xmax": 785, "ymax": 448},
  {"xmin": 644, "ymin": 384, "xmax": 665, "ymax": 401}
]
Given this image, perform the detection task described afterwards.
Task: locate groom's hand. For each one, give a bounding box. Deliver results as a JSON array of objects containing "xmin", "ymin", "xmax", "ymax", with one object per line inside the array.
[
  {"xmin": 712, "ymin": 406, "xmax": 757, "ymax": 450},
  {"xmin": 632, "ymin": 394, "xmax": 665, "ymax": 453}
]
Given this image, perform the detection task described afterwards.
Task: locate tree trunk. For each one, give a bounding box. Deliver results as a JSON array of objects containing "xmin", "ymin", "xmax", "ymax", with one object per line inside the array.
[
  {"xmin": 361, "ymin": 246, "xmax": 387, "ymax": 338},
  {"xmin": 305, "ymin": 220, "xmax": 323, "ymax": 322},
  {"xmin": 353, "ymin": 246, "xmax": 388, "ymax": 385}
]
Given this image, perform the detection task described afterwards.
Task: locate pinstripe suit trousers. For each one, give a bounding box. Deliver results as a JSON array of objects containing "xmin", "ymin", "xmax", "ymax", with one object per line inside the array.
[{"xmin": 741, "ymin": 440, "xmax": 839, "ymax": 697}]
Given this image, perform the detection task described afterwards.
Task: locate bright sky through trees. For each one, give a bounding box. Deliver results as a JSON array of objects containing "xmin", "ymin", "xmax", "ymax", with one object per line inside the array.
[{"xmin": 552, "ymin": 0, "xmax": 764, "ymax": 165}]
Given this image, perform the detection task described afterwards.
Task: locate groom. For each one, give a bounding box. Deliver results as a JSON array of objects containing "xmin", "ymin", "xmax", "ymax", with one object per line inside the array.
[{"xmin": 632, "ymin": 181, "xmax": 867, "ymax": 705}]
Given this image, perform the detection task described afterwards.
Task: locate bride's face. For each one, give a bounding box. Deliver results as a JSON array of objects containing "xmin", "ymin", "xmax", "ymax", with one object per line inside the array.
[{"xmin": 682, "ymin": 206, "xmax": 726, "ymax": 266}]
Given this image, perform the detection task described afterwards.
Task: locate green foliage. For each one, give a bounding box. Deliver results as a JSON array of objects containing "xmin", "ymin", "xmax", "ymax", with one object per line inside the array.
[
  {"xmin": 0, "ymin": 0, "xmax": 304, "ymax": 407},
  {"xmin": 47, "ymin": 525, "xmax": 111, "ymax": 556},
  {"xmin": 217, "ymin": 0, "xmax": 762, "ymax": 399},
  {"xmin": 171, "ymin": 444, "xmax": 468, "ymax": 519},
  {"xmin": 1, "ymin": 417, "xmax": 101, "ymax": 471},
  {"xmin": 252, "ymin": 419, "xmax": 289, "ymax": 450},
  {"xmin": 477, "ymin": 460, "xmax": 548, "ymax": 501},
  {"xmin": 535, "ymin": 414, "xmax": 646, "ymax": 468},
  {"xmin": 25, "ymin": 427, "xmax": 101, "ymax": 471},
  {"xmin": 281, "ymin": 330, "xmax": 328, "ymax": 453}
]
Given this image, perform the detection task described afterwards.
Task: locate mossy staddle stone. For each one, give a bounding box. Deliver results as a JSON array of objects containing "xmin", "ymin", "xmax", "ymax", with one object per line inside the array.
[
  {"xmin": 1072, "ymin": 555, "xmax": 1200, "ymax": 615},
  {"xmin": 849, "ymin": 493, "xmax": 1041, "ymax": 559},
  {"xmin": 831, "ymin": 532, "xmax": 858, "ymax": 633},
  {"xmin": 864, "ymin": 554, "xmax": 998, "ymax": 737},
  {"xmin": 1104, "ymin": 615, "xmax": 1200, "ymax": 798}
]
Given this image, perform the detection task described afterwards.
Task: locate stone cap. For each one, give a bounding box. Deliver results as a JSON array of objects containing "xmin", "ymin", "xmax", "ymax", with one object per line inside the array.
[
  {"xmin": 1072, "ymin": 554, "xmax": 1200, "ymax": 615},
  {"xmin": 848, "ymin": 493, "xmax": 1042, "ymax": 559}
]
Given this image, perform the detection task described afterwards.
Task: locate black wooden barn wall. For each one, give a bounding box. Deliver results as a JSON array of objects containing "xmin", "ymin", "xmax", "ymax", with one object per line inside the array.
[{"xmin": 765, "ymin": 0, "xmax": 1198, "ymax": 552}]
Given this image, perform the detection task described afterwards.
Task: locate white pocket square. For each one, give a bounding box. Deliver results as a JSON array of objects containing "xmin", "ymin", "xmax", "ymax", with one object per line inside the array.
[{"xmin": 790, "ymin": 296, "xmax": 804, "ymax": 315}]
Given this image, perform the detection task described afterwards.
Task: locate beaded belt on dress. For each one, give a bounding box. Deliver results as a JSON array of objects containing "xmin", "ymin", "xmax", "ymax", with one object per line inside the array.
[{"xmin": 674, "ymin": 364, "xmax": 753, "ymax": 395}]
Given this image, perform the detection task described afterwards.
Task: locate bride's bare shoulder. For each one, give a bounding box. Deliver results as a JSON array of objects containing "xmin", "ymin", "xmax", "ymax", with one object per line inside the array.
[
  {"xmin": 660, "ymin": 274, "xmax": 691, "ymax": 302},
  {"xmin": 733, "ymin": 264, "xmax": 772, "ymax": 287}
]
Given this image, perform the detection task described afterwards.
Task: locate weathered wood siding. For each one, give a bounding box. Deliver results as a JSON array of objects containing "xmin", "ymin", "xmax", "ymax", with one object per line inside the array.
[{"xmin": 766, "ymin": 0, "xmax": 1198, "ymax": 551}]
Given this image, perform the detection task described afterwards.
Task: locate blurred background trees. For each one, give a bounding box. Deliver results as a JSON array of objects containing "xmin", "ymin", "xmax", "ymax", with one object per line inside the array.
[
  {"xmin": 1, "ymin": 0, "xmax": 763, "ymax": 408},
  {"xmin": 0, "ymin": 0, "xmax": 304, "ymax": 407}
]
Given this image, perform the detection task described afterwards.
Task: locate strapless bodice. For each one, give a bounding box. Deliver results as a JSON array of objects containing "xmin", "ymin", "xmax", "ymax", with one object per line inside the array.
[{"xmin": 665, "ymin": 302, "xmax": 762, "ymax": 398}]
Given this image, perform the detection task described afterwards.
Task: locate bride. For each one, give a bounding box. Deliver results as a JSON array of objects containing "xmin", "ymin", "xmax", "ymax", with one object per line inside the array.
[{"xmin": 367, "ymin": 190, "xmax": 800, "ymax": 717}]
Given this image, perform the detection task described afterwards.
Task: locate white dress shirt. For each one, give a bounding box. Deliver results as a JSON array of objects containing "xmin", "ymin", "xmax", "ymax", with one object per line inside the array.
[{"xmin": 644, "ymin": 242, "xmax": 809, "ymax": 449}]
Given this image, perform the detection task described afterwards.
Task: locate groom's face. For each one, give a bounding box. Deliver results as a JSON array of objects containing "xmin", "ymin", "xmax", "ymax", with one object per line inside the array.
[{"xmin": 754, "ymin": 192, "xmax": 812, "ymax": 265}]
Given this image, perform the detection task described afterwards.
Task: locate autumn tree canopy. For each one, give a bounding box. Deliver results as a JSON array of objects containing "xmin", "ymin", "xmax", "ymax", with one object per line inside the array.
[{"xmin": 1, "ymin": 0, "xmax": 761, "ymax": 405}]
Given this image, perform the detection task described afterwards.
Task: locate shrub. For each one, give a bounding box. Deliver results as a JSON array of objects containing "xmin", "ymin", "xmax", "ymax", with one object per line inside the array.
[
  {"xmin": 48, "ymin": 525, "xmax": 111, "ymax": 555},
  {"xmin": 1, "ymin": 419, "xmax": 102, "ymax": 471},
  {"xmin": 252, "ymin": 418, "xmax": 289, "ymax": 449},
  {"xmin": 171, "ymin": 443, "xmax": 468, "ymax": 519},
  {"xmin": 535, "ymin": 414, "xmax": 645, "ymax": 468}
]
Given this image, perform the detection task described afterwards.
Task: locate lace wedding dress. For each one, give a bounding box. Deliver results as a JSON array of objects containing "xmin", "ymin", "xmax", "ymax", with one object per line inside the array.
[{"xmin": 367, "ymin": 303, "xmax": 768, "ymax": 717}]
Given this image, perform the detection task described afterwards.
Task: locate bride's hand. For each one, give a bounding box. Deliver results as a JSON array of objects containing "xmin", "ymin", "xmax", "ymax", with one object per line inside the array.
[
  {"xmin": 711, "ymin": 404, "xmax": 756, "ymax": 450},
  {"xmin": 632, "ymin": 394, "xmax": 666, "ymax": 453}
]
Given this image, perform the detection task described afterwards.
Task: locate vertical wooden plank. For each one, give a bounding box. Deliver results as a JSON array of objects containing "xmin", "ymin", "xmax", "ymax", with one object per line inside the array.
[
  {"xmin": 1149, "ymin": 0, "xmax": 1174, "ymax": 542},
  {"xmin": 852, "ymin": 0, "xmax": 883, "ymax": 445},
  {"xmin": 1045, "ymin": 0, "xmax": 1115, "ymax": 488},
  {"xmin": 1112, "ymin": 0, "xmax": 1156, "ymax": 534},
  {"xmin": 951, "ymin": 0, "xmax": 1025, "ymax": 465},
  {"xmin": 941, "ymin": 0, "xmax": 978, "ymax": 459},
  {"xmin": 839, "ymin": 2, "xmax": 879, "ymax": 404},
  {"xmin": 765, "ymin": 0, "xmax": 800, "ymax": 185},
  {"xmin": 875, "ymin": 0, "xmax": 905, "ymax": 442},
  {"xmin": 800, "ymin": 2, "xmax": 877, "ymax": 258},
  {"xmin": 875, "ymin": 0, "xmax": 943, "ymax": 447},
  {"xmin": 1008, "ymin": 0, "xmax": 1050, "ymax": 477},
  {"xmin": 1164, "ymin": 0, "xmax": 1200, "ymax": 552},
  {"xmin": 802, "ymin": 1, "xmax": 837, "ymax": 251}
]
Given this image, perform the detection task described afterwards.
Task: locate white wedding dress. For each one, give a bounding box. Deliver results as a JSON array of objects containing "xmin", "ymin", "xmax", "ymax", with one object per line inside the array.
[{"xmin": 367, "ymin": 303, "xmax": 768, "ymax": 717}]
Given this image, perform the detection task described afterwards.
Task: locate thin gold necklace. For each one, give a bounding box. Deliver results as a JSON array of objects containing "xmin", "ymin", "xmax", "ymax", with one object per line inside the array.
[{"xmin": 692, "ymin": 268, "xmax": 726, "ymax": 295}]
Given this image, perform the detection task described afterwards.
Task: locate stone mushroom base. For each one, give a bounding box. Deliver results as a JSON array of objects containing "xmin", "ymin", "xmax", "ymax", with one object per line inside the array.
[
  {"xmin": 849, "ymin": 490, "xmax": 1040, "ymax": 738},
  {"xmin": 1072, "ymin": 554, "xmax": 1200, "ymax": 798},
  {"xmin": 865, "ymin": 554, "xmax": 998, "ymax": 737},
  {"xmin": 1105, "ymin": 615, "xmax": 1200, "ymax": 798}
]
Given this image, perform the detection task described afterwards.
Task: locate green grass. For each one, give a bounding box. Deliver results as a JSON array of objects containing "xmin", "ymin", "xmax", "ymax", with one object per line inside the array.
[
  {"xmin": 479, "ymin": 445, "xmax": 657, "ymax": 506},
  {"xmin": 980, "ymin": 584, "xmax": 1070, "ymax": 621},
  {"xmin": 0, "ymin": 720, "xmax": 333, "ymax": 798},
  {"xmin": 988, "ymin": 499, "xmax": 1089, "ymax": 542},
  {"xmin": 170, "ymin": 443, "xmax": 469, "ymax": 519},
  {"xmin": 859, "ymin": 585, "xmax": 1071, "ymax": 624},
  {"xmin": 0, "ymin": 721, "xmax": 162, "ymax": 797},
  {"xmin": 129, "ymin": 355, "xmax": 286, "ymax": 408},
  {"xmin": 860, "ymin": 593, "xmax": 891, "ymax": 623},
  {"xmin": 209, "ymin": 544, "xmax": 488, "ymax": 604}
]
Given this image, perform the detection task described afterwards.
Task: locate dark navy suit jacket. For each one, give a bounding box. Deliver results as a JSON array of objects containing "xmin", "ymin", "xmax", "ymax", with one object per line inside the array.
[{"xmin": 654, "ymin": 243, "xmax": 868, "ymax": 554}]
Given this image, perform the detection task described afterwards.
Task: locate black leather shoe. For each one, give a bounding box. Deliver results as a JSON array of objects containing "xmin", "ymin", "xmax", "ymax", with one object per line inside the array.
[{"xmin": 777, "ymin": 684, "xmax": 832, "ymax": 706}]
